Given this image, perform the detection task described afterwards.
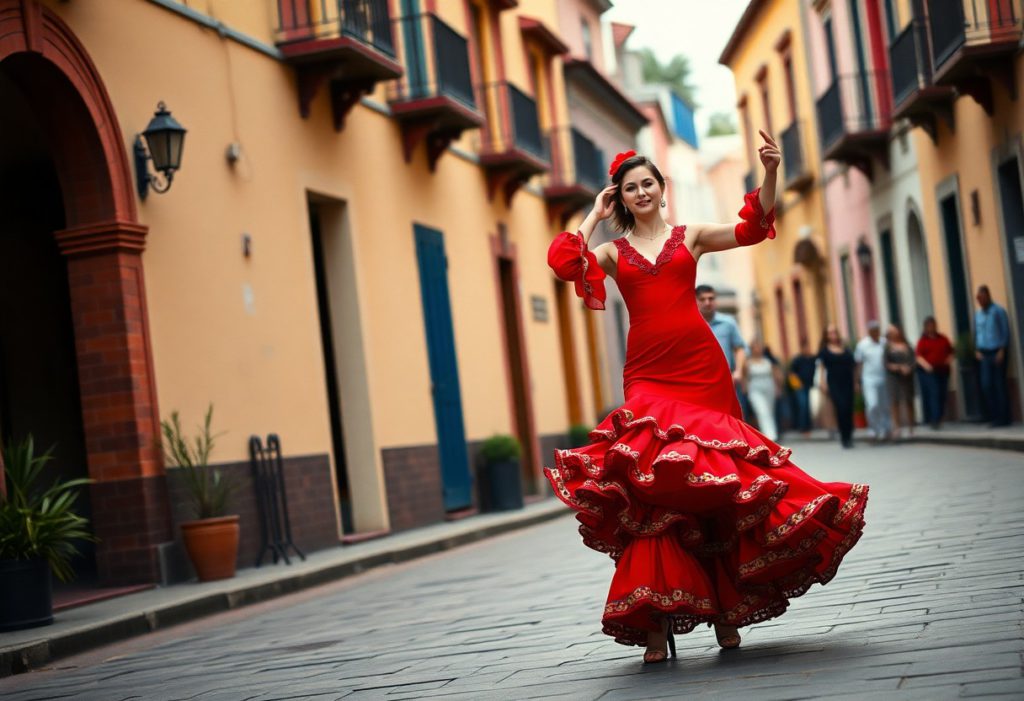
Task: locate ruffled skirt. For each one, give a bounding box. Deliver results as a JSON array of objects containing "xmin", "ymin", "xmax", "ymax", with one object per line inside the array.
[{"xmin": 545, "ymin": 392, "xmax": 868, "ymax": 646}]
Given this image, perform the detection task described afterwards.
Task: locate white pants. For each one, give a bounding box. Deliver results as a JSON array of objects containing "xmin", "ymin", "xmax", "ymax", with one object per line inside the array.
[
  {"xmin": 747, "ymin": 387, "xmax": 778, "ymax": 441},
  {"xmin": 862, "ymin": 377, "xmax": 891, "ymax": 438}
]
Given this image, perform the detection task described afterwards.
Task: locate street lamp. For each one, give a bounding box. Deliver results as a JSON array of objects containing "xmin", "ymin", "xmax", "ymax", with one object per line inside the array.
[
  {"xmin": 134, "ymin": 102, "xmax": 187, "ymax": 200},
  {"xmin": 855, "ymin": 239, "xmax": 872, "ymax": 269}
]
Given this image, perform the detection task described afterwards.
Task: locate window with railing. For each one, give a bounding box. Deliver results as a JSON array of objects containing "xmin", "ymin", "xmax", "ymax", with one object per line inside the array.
[
  {"xmin": 816, "ymin": 71, "xmax": 890, "ymax": 150},
  {"xmin": 889, "ymin": 20, "xmax": 927, "ymax": 106},
  {"xmin": 479, "ymin": 82, "xmax": 547, "ymax": 161},
  {"xmin": 276, "ymin": 0, "xmax": 395, "ymax": 56},
  {"xmin": 546, "ymin": 127, "xmax": 603, "ymax": 192},
  {"xmin": 780, "ymin": 120, "xmax": 808, "ymax": 185},
  {"xmin": 929, "ymin": 0, "xmax": 1020, "ymax": 68},
  {"xmin": 389, "ymin": 13, "xmax": 476, "ymax": 109}
]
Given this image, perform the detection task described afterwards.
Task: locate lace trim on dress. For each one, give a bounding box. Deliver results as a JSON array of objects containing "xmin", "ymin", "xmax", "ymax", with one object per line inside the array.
[{"xmin": 614, "ymin": 226, "xmax": 687, "ymax": 275}]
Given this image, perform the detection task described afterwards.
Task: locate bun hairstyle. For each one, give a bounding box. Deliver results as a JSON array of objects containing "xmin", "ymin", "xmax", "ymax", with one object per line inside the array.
[{"xmin": 608, "ymin": 154, "xmax": 666, "ymax": 233}]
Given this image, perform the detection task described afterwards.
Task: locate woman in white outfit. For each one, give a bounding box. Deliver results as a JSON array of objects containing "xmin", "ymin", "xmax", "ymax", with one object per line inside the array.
[{"xmin": 742, "ymin": 338, "xmax": 782, "ymax": 441}]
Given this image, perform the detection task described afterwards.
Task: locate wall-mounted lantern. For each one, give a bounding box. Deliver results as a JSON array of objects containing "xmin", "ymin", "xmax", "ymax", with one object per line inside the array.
[
  {"xmin": 134, "ymin": 102, "xmax": 187, "ymax": 200},
  {"xmin": 855, "ymin": 239, "xmax": 873, "ymax": 269}
]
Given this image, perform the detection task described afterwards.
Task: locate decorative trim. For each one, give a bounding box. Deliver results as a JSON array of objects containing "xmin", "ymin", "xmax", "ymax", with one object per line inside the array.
[{"xmin": 54, "ymin": 220, "xmax": 149, "ymax": 257}]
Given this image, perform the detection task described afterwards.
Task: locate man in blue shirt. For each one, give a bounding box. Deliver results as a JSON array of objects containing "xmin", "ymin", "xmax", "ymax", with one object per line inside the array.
[
  {"xmin": 697, "ymin": 284, "xmax": 749, "ymax": 416},
  {"xmin": 974, "ymin": 285, "xmax": 1012, "ymax": 426}
]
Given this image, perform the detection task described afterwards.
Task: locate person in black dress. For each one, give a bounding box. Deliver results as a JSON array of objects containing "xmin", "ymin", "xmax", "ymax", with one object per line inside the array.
[
  {"xmin": 818, "ymin": 325, "xmax": 856, "ymax": 448},
  {"xmin": 789, "ymin": 340, "xmax": 818, "ymax": 437}
]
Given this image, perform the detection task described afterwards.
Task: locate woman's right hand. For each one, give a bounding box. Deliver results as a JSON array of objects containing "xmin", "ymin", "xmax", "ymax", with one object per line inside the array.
[{"xmin": 592, "ymin": 185, "xmax": 617, "ymax": 221}]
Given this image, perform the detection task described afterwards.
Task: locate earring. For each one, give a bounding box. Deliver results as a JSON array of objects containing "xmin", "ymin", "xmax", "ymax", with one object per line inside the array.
[{"xmin": 661, "ymin": 199, "xmax": 666, "ymax": 208}]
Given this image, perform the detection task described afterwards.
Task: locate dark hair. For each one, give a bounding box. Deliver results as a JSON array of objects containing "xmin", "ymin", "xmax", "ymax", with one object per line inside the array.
[
  {"xmin": 887, "ymin": 324, "xmax": 909, "ymax": 345},
  {"xmin": 922, "ymin": 315, "xmax": 937, "ymax": 330},
  {"xmin": 695, "ymin": 284, "xmax": 715, "ymax": 296},
  {"xmin": 977, "ymin": 284, "xmax": 990, "ymax": 295},
  {"xmin": 819, "ymin": 325, "xmax": 844, "ymax": 353},
  {"xmin": 609, "ymin": 155, "xmax": 666, "ymax": 232}
]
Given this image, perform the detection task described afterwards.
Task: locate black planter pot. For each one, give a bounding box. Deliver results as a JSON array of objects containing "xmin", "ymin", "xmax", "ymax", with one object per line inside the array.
[
  {"xmin": 0, "ymin": 558, "xmax": 54, "ymax": 631},
  {"xmin": 483, "ymin": 459, "xmax": 524, "ymax": 512}
]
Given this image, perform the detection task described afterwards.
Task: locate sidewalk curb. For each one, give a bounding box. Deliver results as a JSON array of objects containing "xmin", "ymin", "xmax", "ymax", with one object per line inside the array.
[
  {"xmin": 0, "ymin": 503, "xmax": 570, "ymax": 678},
  {"xmin": 903, "ymin": 434, "xmax": 1024, "ymax": 453}
]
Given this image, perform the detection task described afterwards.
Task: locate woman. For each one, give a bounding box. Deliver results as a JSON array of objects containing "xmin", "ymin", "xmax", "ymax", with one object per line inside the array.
[
  {"xmin": 546, "ymin": 132, "xmax": 868, "ymax": 664},
  {"xmin": 817, "ymin": 325, "xmax": 856, "ymax": 449},
  {"xmin": 884, "ymin": 324, "xmax": 916, "ymax": 439},
  {"xmin": 743, "ymin": 339, "xmax": 782, "ymax": 441},
  {"xmin": 915, "ymin": 316, "xmax": 953, "ymax": 429}
]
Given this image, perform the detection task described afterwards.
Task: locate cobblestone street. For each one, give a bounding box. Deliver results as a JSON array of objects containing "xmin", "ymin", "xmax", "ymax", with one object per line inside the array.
[{"xmin": 3, "ymin": 441, "xmax": 1023, "ymax": 700}]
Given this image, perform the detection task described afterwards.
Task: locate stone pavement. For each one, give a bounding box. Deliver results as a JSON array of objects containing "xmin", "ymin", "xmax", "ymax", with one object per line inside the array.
[{"xmin": 2, "ymin": 441, "xmax": 1022, "ymax": 700}]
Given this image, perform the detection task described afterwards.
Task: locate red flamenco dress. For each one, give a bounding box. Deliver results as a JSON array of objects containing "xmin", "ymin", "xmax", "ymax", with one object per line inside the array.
[{"xmin": 545, "ymin": 191, "xmax": 868, "ymax": 647}]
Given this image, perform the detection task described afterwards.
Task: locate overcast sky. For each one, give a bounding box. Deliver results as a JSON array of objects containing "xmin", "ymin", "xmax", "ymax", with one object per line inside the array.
[{"xmin": 604, "ymin": 0, "xmax": 750, "ymax": 136}]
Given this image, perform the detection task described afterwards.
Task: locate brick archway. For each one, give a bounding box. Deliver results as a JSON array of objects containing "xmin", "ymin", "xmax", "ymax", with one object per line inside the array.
[{"xmin": 1, "ymin": 0, "xmax": 168, "ymax": 583}]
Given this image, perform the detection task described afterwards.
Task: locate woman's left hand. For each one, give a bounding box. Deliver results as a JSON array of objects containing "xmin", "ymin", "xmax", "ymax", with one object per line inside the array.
[{"xmin": 758, "ymin": 129, "xmax": 781, "ymax": 173}]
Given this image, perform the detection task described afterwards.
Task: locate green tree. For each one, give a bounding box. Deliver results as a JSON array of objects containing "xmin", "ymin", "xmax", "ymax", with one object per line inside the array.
[
  {"xmin": 638, "ymin": 48, "xmax": 698, "ymax": 107},
  {"xmin": 707, "ymin": 111, "xmax": 738, "ymax": 136}
]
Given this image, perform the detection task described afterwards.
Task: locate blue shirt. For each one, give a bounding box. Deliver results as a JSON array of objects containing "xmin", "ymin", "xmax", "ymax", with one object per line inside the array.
[
  {"xmin": 707, "ymin": 312, "xmax": 748, "ymax": 371},
  {"xmin": 975, "ymin": 302, "xmax": 1010, "ymax": 351}
]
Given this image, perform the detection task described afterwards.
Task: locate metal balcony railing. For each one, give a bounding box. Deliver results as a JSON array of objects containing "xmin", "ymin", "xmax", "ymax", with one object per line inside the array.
[
  {"xmin": 780, "ymin": 120, "xmax": 809, "ymax": 187},
  {"xmin": 930, "ymin": 0, "xmax": 1020, "ymax": 69},
  {"xmin": 889, "ymin": 20, "xmax": 930, "ymax": 106},
  {"xmin": 816, "ymin": 72, "xmax": 890, "ymax": 152},
  {"xmin": 276, "ymin": 0, "xmax": 395, "ymax": 56},
  {"xmin": 389, "ymin": 13, "xmax": 476, "ymax": 110},
  {"xmin": 546, "ymin": 126, "xmax": 604, "ymax": 192},
  {"xmin": 478, "ymin": 82, "xmax": 547, "ymax": 161}
]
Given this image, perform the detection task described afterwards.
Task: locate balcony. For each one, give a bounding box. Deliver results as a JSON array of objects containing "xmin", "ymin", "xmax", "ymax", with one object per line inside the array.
[
  {"xmin": 888, "ymin": 20, "xmax": 955, "ymax": 143},
  {"xmin": 779, "ymin": 120, "xmax": 813, "ymax": 192},
  {"xmin": 543, "ymin": 127, "xmax": 604, "ymax": 226},
  {"xmin": 477, "ymin": 82, "xmax": 549, "ymax": 203},
  {"xmin": 388, "ymin": 13, "xmax": 483, "ymax": 171},
  {"xmin": 929, "ymin": 0, "xmax": 1021, "ymax": 115},
  {"xmin": 275, "ymin": 0, "xmax": 402, "ymax": 130},
  {"xmin": 743, "ymin": 170, "xmax": 756, "ymax": 194},
  {"xmin": 816, "ymin": 72, "xmax": 891, "ymax": 179}
]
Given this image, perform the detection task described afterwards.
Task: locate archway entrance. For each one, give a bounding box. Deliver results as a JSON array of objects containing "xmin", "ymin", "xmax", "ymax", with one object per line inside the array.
[{"xmin": 1, "ymin": 2, "xmax": 167, "ymax": 585}]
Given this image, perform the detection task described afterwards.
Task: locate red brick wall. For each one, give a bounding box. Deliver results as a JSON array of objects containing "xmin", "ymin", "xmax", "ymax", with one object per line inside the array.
[{"xmin": 382, "ymin": 445, "xmax": 445, "ymax": 531}]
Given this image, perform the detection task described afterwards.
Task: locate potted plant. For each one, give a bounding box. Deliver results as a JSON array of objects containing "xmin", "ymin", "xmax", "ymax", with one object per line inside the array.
[
  {"xmin": 568, "ymin": 424, "xmax": 592, "ymax": 448},
  {"xmin": 161, "ymin": 404, "xmax": 238, "ymax": 582},
  {"xmin": 479, "ymin": 434, "xmax": 523, "ymax": 512},
  {"xmin": 0, "ymin": 436, "xmax": 94, "ymax": 631}
]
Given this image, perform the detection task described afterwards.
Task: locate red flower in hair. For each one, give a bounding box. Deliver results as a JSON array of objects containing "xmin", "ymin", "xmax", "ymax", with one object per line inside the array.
[{"xmin": 608, "ymin": 150, "xmax": 637, "ymax": 178}]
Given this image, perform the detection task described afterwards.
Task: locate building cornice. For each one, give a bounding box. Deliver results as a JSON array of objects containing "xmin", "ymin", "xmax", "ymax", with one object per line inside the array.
[{"xmin": 719, "ymin": 0, "xmax": 770, "ymax": 67}]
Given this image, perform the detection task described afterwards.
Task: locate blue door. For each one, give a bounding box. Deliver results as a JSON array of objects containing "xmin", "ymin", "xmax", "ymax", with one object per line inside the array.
[{"xmin": 413, "ymin": 225, "xmax": 473, "ymax": 510}]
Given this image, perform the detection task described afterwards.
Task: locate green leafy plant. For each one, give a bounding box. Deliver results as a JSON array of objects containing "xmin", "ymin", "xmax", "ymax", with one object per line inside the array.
[
  {"xmin": 161, "ymin": 404, "xmax": 232, "ymax": 520},
  {"xmin": 568, "ymin": 424, "xmax": 591, "ymax": 448},
  {"xmin": 479, "ymin": 434, "xmax": 521, "ymax": 464},
  {"xmin": 0, "ymin": 436, "xmax": 95, "ymax": 582},
  {"xmin": 954, "ymin": 332, "xmax": 976, "ymax": 365}
]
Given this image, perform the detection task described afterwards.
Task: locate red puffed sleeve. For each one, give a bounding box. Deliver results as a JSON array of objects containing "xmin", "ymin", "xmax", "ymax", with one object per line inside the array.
[
  {"xmin": 734, "ymin": 187, "xmax": 776, "ymax": 246},
  {"xmin": 547, "ymin": 231, "xmax": 607, "ymax": 310}
]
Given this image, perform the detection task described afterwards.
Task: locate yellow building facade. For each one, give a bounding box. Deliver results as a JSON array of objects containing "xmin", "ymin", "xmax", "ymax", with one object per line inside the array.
[
  {"xmin": 0, "ymin": 0, "xmax": 610, "ymax": 584},
  {"xmin": 885, "ymin": 0, "xmax": 1023, "ymax": 420},
  {"xmin": 720, "ymin": 0, "xmax": 836, "ymax": 360}
]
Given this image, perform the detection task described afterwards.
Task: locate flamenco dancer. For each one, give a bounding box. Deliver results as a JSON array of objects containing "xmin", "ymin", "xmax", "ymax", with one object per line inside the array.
[{"xmin": 546, "ymin": 130, "xmax": 868, "ymax": 664}]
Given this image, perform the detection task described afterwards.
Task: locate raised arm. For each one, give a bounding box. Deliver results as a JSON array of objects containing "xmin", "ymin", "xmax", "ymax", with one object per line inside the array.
[
  {"xmin": 690, "ymin": 129, "xmax": 780, "ymax": 259},
  {"xmin": 546, "ymin": 185, "xmax": 619, "ymax": 309}
]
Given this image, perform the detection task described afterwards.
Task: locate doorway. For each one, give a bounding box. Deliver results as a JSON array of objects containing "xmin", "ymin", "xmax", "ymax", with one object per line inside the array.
[
  {"xmin": 0, "ymin": 71, "xmax": 94, "ymax": 579},
  {"xmin": 906, "ymin": 209, "xmax": 934, "ymax": 332},
  {"xmin": 413, "ymin": 224, "xmax": 473, "ymax": 511},
  {"xmin": 996, "ymin": 154, "xmax": 1024, "ymax": 417}
]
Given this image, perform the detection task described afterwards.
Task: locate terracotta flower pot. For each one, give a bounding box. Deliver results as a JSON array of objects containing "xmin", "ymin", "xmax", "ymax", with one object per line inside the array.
[{"xmin": 181, "ymin": 515, "xmax": 240, "ymax": 582}]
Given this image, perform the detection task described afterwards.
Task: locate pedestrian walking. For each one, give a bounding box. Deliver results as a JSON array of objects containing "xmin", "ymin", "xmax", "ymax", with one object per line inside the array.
[
  {"xmin": 547, "ymin": 134, "xmax": 867, "ymax": 664},
  {"xmin": 696, "ymin": 284, "xmax": 750, "ymax": 418},
  {"xmin": 818, "ymin": 325, "xmax": 856, "ymax": 448},
  {"xmin": 789, "ymin": 340, "xmax": 818, "ymax": 436},
  {"xmin": 974, "ymin": 285, "xmax": 1012, "ymax": 426},
  {"xmin": 855, "ymin": 320, "xmax": 892, "ymax": 442},
  {"xmin": 742, "ymin": 338, "xmax": 782, "ymax": 441},
  {"xmin": 884, "ymin": 324, "xmax": 916, "ymax": 439},
  {"xmin": 914, "ymin": 316, "xmax": 953, "ymax": 429}
]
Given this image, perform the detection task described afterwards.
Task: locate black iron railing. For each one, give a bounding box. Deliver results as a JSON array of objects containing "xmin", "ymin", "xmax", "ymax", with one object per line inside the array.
[
  {"xmin": 930, "ymin": 0, "xmax": 1020, "ymax": 69},
  {"xmin": 545, "ymin": 127, "xmax": 603, "ymax": 192},
  {"xmin": 479, "ymin": 82, "xmax": 547, "ymax": 160},
  {"xmin": 816, "ymin": 72, "xmax": 890, "ymax": 151},
  {"xmin": 889, "ymin": 21, "xmax": 927, "ymax": 106},
  {"xmin": 276, "ymin": 0, "xmax": 395, "ymax": 56},
  {"xmin": 743, "ymin": 170, "xmax": 756, "ymax": 193},
  {"xmin": 390, "ymin": 13, "xmax": 476, "ymax": 109},
  {"xmin": 780, "ymin": 120, "xmax": 807, "ymax": 185}
]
